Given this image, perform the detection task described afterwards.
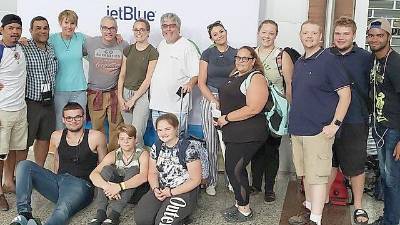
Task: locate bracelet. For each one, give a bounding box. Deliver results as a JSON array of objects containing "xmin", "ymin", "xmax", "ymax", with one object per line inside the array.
[
  {"xmin": 169, "ymin": 188, "xmax": 173, "ymax": 196},
  {"xmin": 225, "ymin": 114, "xmax": 231, "ymax": 123},
  {"xmin": 118, "ymin": 183, "xmax": 123, "ymax": 191},
  {"xmin": 121, "ymin": 182, "xmax": 126, "ymax": 190}
]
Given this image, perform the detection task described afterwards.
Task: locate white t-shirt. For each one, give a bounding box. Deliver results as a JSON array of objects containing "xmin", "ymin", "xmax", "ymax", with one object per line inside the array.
[
  {"xmin": 149, "ymin": 37, "xmax": 199, "ymax": 113},
  {"xmin": 0, "ymin": 44, "xmax": 27, "ymax": 111}
]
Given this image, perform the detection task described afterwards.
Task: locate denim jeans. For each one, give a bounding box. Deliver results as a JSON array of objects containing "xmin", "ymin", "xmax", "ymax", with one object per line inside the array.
[
  {"xmin": 373, "ymin": 124, "xmax": 400, "ymax": 225},
  {"xmin": 15, "ymin": 160, "xmax": 94, "ymax": 225},
  {"xmin": 54, "ymin": 91, "xmax": 87, "ymax": 130}
]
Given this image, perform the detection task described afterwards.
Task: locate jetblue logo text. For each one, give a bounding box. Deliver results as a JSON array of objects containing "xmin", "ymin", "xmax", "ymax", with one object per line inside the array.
[{"xmin": 106, "ymin": 5, "xmax": 156, "ymax": 21}]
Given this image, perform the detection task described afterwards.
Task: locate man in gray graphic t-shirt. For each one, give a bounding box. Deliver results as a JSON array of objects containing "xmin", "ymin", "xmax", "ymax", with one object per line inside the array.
[{"xmin": 84, "ymin": 16, "xmax": 128, "ymax": 152}]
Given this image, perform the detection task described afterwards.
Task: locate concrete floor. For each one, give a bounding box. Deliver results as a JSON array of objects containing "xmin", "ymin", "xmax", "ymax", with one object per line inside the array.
[{"xmin": 0, "ymin": 151, "xmax": 384, "ymax": 225}]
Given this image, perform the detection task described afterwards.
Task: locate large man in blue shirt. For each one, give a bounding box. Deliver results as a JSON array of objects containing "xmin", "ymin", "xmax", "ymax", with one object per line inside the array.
[
  {"xmin": 288, "ymin": 21, "xmax": 351, "ymax": 225},
  {"xmin": 326, "ymin": 17, "xmax": 371, "ymax": 225}
]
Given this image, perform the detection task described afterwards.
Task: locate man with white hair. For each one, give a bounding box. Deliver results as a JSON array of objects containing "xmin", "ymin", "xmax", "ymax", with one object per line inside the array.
[
  {"xmin": 149, "ymin": 13, "xmax": 200, "ymax": 130},
  {"xmin": 85, "ymin": 16, "xmax": 128, "ymax": 152}
]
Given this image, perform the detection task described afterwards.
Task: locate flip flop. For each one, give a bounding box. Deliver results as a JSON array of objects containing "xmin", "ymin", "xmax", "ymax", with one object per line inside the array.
[{"xmin": 353, "ymin": 209, "xmax": 369, "ymax": 224}]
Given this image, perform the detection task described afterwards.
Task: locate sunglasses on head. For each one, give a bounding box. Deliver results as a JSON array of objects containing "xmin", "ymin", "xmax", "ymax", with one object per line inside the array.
[{"xmin": 207, "ymin": 20, "xmax": 222, "ymax": 31}]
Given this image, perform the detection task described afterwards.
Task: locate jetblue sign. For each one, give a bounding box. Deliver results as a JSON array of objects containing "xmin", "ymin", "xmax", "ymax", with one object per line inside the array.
[{"xmin": 106, "ymin": 5, "xmax": 156, "ymax": 21}]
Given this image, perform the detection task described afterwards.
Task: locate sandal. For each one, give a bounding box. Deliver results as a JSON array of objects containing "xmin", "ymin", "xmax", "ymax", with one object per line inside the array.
[{"xmin": 353, "ymin": 209, "xmax": 369, "ymax": 224}]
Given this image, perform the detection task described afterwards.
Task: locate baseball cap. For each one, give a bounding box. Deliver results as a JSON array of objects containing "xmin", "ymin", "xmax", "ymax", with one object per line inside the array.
[
  {"xmin": 1, "ymin": 14, "xmax": 22, "ymax": 28},
  {"xmin": 368, "ymin": 18, "xmax": 392, "ymax": 35}
]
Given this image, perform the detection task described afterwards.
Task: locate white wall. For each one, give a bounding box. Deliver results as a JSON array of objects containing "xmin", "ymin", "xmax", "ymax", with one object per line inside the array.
[
  {"xmin": 0, "ymin": 0, "xmax": 16, "ymax": 18},
  {"xmin": 354, "ymin": 0, "xmax": 369, "ymax": 47},
  {"xmin": 260, "ymin": 0, "xmax": 309, "ymax": 53}
]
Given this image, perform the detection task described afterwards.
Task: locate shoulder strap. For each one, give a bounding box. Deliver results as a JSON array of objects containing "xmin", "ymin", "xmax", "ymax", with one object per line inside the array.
[
  {"xmin": 178, "ymin": 139, "xmax": 190, "ymax": 169},
  {"xmin": 155, "ymin": 139, "xmax": 162, "ymax": 160},
  {"xmin": 244, "ymin": 70, "xmax": 262, "ymax": 90},
  {"xmin": 276, "ymin": 48, "xmax": 284, "ymax": 77},
  {"xmin": 0, "ymin": 44, "xmax": 5, "ymax": 63}
]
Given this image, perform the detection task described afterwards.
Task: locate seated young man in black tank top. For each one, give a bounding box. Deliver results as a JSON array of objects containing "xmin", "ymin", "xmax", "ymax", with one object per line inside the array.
[{"xmin": 10, "ymin": 102, "xmax": 108, "ymax": 225}]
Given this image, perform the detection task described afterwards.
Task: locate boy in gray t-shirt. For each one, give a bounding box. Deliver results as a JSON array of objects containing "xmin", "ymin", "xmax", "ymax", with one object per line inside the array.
[{"xmin": 84, "ymin": 16, "xmax": 129, "ymax": 152}]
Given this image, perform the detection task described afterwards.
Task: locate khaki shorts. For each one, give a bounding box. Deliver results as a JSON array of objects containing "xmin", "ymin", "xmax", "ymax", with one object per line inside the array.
[
  {"xmin": 0, "ymin": 108, "xmax": 28, "ymax": 155},
  {"xmin": 291, "ymin": 132, "xmax": 334, "ymax": 184}
]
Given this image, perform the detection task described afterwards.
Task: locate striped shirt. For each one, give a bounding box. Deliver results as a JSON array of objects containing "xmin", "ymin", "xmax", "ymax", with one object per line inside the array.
[{"xmin": 22, "ymin": 39, "xmax": 58, "ymax": 101}]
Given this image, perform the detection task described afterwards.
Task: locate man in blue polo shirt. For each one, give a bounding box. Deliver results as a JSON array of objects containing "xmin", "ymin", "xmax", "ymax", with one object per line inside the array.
[
  {"xmin": 288, "ymin": 20, "xmax": 351, "ymax": 225},
  {"xmin": 326, "ymin": 17, "xmax": 371, "ymax": 225}
]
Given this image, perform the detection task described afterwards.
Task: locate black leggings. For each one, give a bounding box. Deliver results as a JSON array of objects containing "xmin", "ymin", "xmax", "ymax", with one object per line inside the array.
[
  {"xmin": 134, "ymin": 188, "xmax": 198, "ymax": 225},
  {"xmin": 225, "ymin": 141, "xmax": 265, "ymax": 206},
  {"xmin": 251, "ymin": 136, "xmax": 281, "ymax": 192}
]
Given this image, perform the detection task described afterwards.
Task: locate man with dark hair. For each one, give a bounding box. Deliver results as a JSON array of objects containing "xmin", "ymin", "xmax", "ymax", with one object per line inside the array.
[
  {"xmin": 10, "ymin": 102, "xmax": 108, "ymax": 225},
  {"xmin": 22, "ymin": 16, "xmax": 58, "ymax": 167},
  {"xmin": 0, "ymin": 13, "xmax": 27, "ymax": 211},
  {"xmin": 326, "ymin": 16, "xmax": 371, "ymax": 225},
  {"xmin": 367, "ymin": 18, "xmax": 400, "ymax": 225}
]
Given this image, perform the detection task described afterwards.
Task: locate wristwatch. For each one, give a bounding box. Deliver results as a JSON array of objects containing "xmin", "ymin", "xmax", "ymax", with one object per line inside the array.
[{"xmin": 333, "ymin": 119, "xmax": 342, "ymax": 127}]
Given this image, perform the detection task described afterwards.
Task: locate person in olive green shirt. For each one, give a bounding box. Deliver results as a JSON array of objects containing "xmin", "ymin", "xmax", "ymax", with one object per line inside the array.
[{"xmin": 117, "ymin": 19, "xmax": 158, "ymax": 148}]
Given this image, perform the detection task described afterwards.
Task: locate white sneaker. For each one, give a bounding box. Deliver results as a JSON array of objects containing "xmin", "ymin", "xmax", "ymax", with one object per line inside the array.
[{"xmin": 206, "ymin": 185, "xmax": 216, "ymax": 196}]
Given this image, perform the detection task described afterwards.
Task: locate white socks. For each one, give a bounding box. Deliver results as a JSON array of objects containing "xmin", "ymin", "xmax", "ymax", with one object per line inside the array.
[{"xmin": 310, "ymin": 213, "xmax": 322, "ymax": 225}]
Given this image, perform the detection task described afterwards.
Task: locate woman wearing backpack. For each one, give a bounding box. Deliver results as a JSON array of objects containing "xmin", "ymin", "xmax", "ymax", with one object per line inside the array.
[
  {"xmin": 198, "ymin": 21, "xmax": 237, "ymax": 195},
  {"xmin": 250, "ymin": 20, "xmax": 294, "ymax": 202},
  {"xmin": 134, "ymin": 113, "xmax": 201, "ymax": 225},
  {"xmin": 215, "ymin": 46, "xmax": 268, "ymax": 222}
]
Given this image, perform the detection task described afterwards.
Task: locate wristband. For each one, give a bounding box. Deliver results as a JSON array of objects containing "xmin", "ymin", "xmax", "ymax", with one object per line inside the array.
[{"xmin": 118, "ymin": 183, "xmax": 123, "ymax": 191}]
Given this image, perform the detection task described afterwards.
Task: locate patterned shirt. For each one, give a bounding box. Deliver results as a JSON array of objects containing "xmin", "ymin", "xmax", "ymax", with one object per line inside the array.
[
  {"xmin": 22, "ymin": 39, "xmax": 58, "ymax": 101},
  {"xmin": 150, "ymin": 141, "xmax": 199, "ymax": 188}
]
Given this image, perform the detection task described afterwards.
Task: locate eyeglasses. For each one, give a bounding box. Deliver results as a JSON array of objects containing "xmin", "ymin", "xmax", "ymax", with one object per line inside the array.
[
  {"xmin": 133, "ymin": 28, "xmax": 147, "ymax": 33},
  {"xmin": 234, "ymin": 56, "xmax": 254, "ymax": 62},
  {"xmin": 161, "ymin": 23, "xmax": 177, "ymax": 29},
  {"xmin": 100, "ymin": 26, "xmax": 117, "ymax": 32},
  {"xmin": 64, "ymin": 115, "xmax": 83, "ymax": 122}
]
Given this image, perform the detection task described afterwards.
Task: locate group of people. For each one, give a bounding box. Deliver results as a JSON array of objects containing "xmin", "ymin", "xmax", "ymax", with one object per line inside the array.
[{"xmin": 0, "ymin": 7, "xmax": 398, "ymax": 225}]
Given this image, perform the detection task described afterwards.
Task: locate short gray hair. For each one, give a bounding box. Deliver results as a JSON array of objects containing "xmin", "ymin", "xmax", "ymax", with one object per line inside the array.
[
  {"xmin": 100, "ymin": 16, "xmax": 118, "ymax": 29},
  {"xmin": 160, "ymin": 13, "xmax": 181, "ymax": 29}
]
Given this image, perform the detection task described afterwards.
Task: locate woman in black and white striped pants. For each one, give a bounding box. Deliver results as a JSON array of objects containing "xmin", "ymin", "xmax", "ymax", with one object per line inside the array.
[{"xmin": 198, "ymin": 21, "xmax": 237, "ymax": 195}]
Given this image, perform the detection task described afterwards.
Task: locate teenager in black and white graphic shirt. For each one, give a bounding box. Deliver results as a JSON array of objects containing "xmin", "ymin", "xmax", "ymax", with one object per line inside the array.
[{"xmin": 134, "ymin": 113, "xmax": 201, "ymax": 225}]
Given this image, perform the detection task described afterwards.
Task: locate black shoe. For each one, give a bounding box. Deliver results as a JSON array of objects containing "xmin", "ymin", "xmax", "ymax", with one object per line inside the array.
[
  {"xmin": 88, "ymin": 218, "xmax": 102, "ymax": 225},
  {"xmin": 249, "ymin": 186, "xmax": 261, "ymax": 195},
  {"xmin": 223, "ymin": 209, "xmax": 253, "ymax": 223},
  {"xmin": 221, "ymin": 205, "xmax": 238, "ymax": 217},
  {"xmin": 101, "ymin": 218, "xmax": 119, "ymax": 225},
  {"xmin": 264, "ymin": 191, "xmax": 276, "ymax": 202}
]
